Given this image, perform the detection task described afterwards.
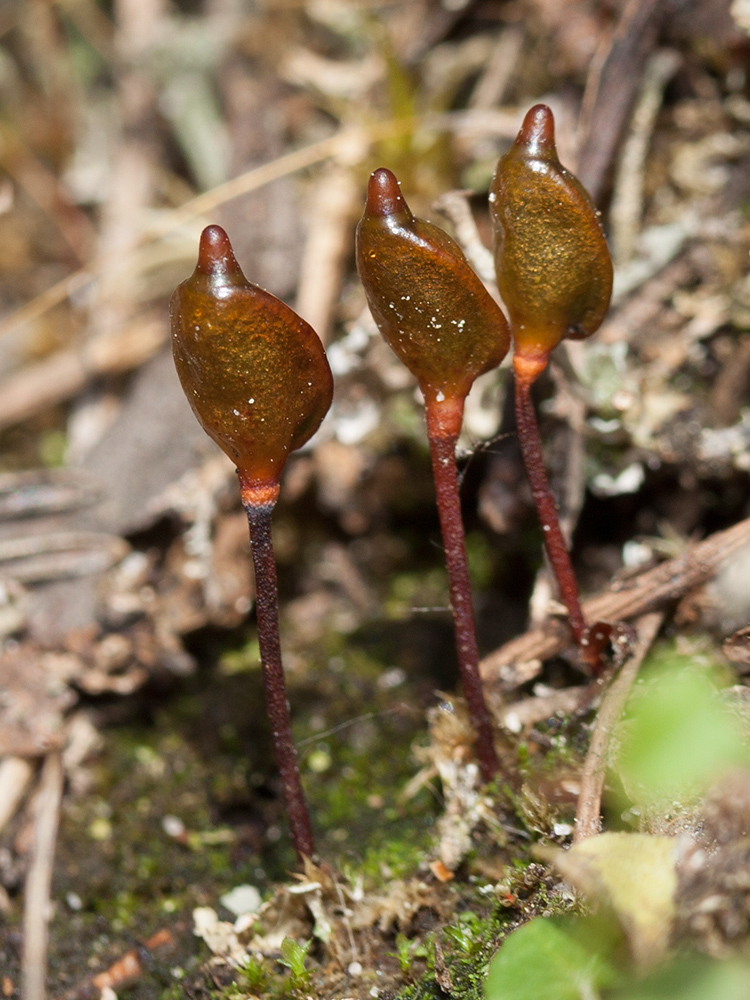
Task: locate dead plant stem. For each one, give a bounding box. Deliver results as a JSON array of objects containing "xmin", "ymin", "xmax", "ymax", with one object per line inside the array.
[
  {"xmin": 574, "ymin": 611, "xmax": 664, "ymax": 841},
  {"xmin": 481, "ymin": 515, "xmax": 750, "ymax": 685}
]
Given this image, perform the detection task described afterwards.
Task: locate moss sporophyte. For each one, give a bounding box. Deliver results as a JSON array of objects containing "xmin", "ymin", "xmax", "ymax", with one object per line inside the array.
[
  {"xmin": 170, "ymin": 224, "xmax": 333, "ymax": 860},
  {"xmin": 170, "ymin": 104, "xmax": 615, "ymax": 855},
  {"xmin": 490, "ymin": 104, "xmax": 614, "ymax": 674},
  {"xmin": 356, "ymin": 167, "xmax": 509, "ymax": 782}
]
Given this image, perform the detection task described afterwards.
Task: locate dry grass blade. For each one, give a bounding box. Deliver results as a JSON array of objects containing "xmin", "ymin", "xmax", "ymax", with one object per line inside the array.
[
  {"xmin": 609, "ymin": 49, "xmax": 681, "ymax": 265},
  {"xmin": 23, "ymin": 751, "xmax": 64, "ymax": 1000},
  {"xmin": 0, "ymin": 110, "xmax": 519, "ymax": 345},
  {"xmin": 295, "ymin": 163, "xmax": 362, "ymax": 344},
  {"xmin": 0, "ymin": 126, "xmax": 395, "ymax": 345}
]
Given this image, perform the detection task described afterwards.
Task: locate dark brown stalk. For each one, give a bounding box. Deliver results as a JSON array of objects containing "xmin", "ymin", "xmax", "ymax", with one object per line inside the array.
[
  {"xmin": 243, "ymin": 500, "xmax": 315, "ymax": 860},
  {"xmin": 514, "ymin": 372, "xmax": 593, "ymax": 663},
  {"xmin": 425, "ymin": 416, "xmax": 500, "ymax": 783}
]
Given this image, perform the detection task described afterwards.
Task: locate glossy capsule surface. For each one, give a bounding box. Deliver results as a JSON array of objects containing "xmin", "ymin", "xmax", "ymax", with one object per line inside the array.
[
  {"xmin": 356, "ymin": 168, "xmax": 510, "ymax": 415},
  {"xmin": 170, "ymin": 225, "xmax": 333, "ymax": 494},
  {"xmin": 490, "ymin": 104, "xmax": 613, "ymax": 377}
]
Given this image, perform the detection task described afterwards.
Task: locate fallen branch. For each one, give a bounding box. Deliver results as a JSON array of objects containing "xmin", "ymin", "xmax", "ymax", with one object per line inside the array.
[{"xmin": 480, "ymin": 515, "xmax": 750, "ymax": 689}]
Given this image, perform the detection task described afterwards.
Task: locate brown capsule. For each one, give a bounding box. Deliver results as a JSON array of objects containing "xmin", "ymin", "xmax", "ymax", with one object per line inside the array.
[
  {"xmin": 490, "ymin": 104, "xmax": 613, "ymax": 380},
  {"xmin": 170, "ymin": 225, "xmax": 333, "ymax": 503},
  {"xmin": 356, "ymin": 168, "xmax": 510, "ymax": 435}
]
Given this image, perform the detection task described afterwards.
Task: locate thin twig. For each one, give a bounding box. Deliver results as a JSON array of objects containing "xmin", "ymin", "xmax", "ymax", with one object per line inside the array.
[
  {"xmin": 574, "ymin": 611, "xmax": 664, "ymax": 842},
  {"xmin": 609, "ymin": 49, "xmax": 681, "ymax": 265},
  {"xmin": 576, "ymin": 0, "xmax": 667, "ymax": 202},
  {"xmin": 23, "ymin": 751, "xmax": 64, "ymax": 1000}
]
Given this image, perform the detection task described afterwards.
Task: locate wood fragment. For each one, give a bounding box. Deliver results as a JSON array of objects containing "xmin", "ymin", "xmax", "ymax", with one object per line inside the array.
[
  {"xmin": 502, "ymin": 683, "xmax": 598, "ymax": 734},
  {"xmin": 91, "ymin": 929, "xmax": 172, "ymax": 991},
  {"xmin": 0, "ymin": 757, "xmax": 35, "ymax": 835},
  {"xmin": 56, "ymin": 928, "xmax": 174, "ymax": 1000},
  {"xmin": 295, "ymin": 162, "xmax": 362, "ymax": 344},
  {"xmin": 609, "ymin": 49, "xmax": 682, "ymax": 265},
  {"xmin": 0, "ymin": 317, "xmax": 166, "ymax": 432},
  {"xmin": 481, "ymin": 515, "xmax": 750, "ymax": 689},
  {"xmin": 23, "ymin": 752, "xmax": 64, "ymax": 1000},
  {"xmin": 574, "ymin": 612, "xmax": 664, "ymax": 842}
]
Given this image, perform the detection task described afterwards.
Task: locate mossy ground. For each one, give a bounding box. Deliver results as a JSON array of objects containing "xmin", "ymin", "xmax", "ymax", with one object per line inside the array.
[
  {"xmin": 0, "ymin": 625, "xmax": 443, "ymax": 994},
  {"xmin": 0, "ymin": 609, "xmax": 587, "ymax": 998}
]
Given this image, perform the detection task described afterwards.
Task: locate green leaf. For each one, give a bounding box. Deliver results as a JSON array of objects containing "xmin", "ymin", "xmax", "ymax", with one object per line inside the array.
[
  {"xmin": 485, "ymin": 916, "xmax": 618, "ymax": 1000},
  {"xmin": 616, "ymin": 653, "xmax": 749, "ymax": 805},
  {"xmin": 279, "ymin": 936, "xmax": 311, "ymax": 980},
  {"xmin": 609, "ymin": 953, "xmax": 750, "ymax": 1000},
  {"xmin": 543, "ymin": 832, "xmax": 677, "ymax": 967}
]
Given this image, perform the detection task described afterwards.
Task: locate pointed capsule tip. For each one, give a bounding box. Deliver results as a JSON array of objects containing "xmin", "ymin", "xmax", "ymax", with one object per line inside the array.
[
  {"xmin": 516, "ymin": 104, "xmax": 556, "ymax": 158},
  {"xmin": 196, "ymin": 224, "xmax": 240, "ymax": 276},
  {"xmin": 365, "ymin": 167, "xmax": 407, "ymax": 218}
]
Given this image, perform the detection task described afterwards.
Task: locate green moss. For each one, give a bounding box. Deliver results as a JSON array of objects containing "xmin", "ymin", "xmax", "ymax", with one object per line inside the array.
[
  {"xmin": 465, "ymin": 531, "xmax": 495, "ymax": 591},
  {"xmin": 296, "ymin": 646, "xmax": 439, "ymax": 881},
  {"xmin": 385, "ymin": 567, "xmax": 448, "ymax": 619},
  {"xmin": 36, "ymin": 621, "xmax": 443, "ymax": 991},
  {"xmin": 396, "ymin": 905, "xmax": 505, "ymax": 1000}
]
